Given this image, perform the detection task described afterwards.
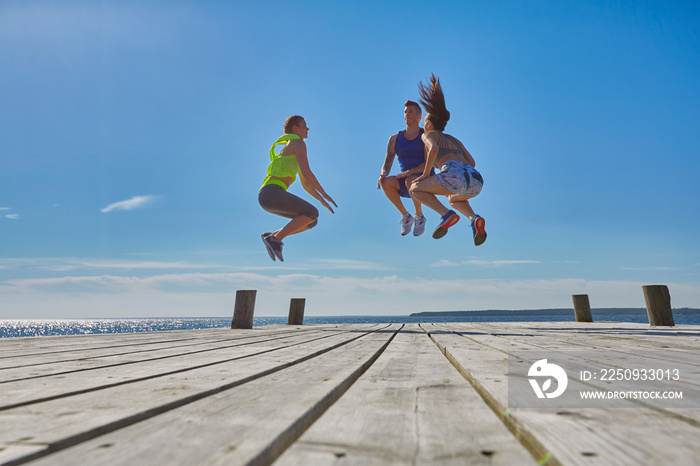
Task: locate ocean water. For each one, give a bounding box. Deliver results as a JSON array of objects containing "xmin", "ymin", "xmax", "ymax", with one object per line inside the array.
[{"xmin": 1, "ymin": 313, "xmax": 699, "ymax": 339}]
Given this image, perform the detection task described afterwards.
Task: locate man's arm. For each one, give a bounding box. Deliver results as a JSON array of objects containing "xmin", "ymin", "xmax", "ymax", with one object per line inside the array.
[{"xmin": 377, "ymin": 134, "xmax": 398, "ymax": 188}]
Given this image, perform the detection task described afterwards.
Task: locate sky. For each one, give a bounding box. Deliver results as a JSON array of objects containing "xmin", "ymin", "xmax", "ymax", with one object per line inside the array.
[{"xmin": 1, "ymin": 0, "xmax": 699, "ymax": 319}]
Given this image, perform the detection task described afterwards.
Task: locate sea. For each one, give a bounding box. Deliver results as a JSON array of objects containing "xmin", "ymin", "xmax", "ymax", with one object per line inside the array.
[{"xmin": 2, "ymin": 310, "xmax": 699, "ymax": 338}]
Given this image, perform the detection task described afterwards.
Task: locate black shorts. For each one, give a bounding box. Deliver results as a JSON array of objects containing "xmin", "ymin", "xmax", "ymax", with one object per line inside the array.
[{"xmin": 258, "ymin": 184, "xmax": 319, "ymax": 227}]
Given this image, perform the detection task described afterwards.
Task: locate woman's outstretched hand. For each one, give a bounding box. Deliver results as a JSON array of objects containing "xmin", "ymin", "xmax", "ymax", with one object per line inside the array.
[{"xmin": 320, "ymin": 198, "xmax": 335, "ymax": 214}]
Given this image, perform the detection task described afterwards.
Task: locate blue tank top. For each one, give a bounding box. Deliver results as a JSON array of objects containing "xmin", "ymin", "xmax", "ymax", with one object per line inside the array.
[{"xmin": 395, "ymin": 130, "xmax": 425, "ymax": 172}]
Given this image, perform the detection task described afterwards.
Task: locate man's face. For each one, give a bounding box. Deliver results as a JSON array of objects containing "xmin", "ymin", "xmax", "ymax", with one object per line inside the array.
[{"xmin": 404, "ymin": 105, "xmax": 421, "ymax": 126}]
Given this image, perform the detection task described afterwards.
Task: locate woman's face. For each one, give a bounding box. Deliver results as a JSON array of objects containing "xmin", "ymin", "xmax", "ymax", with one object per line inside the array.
[
  {"xmin": 423, "ymin": 114, "xmax": 433, "ymax": 131},
  {"xmin": 294, "ymin": 119, "xmax": 309, "ymax": 138}
]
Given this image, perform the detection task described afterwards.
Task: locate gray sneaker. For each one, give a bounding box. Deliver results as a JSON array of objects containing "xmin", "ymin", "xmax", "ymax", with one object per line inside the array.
[
  {"xmin": 261, "ymin": 233, "xmax": 276, "ymax": 261},
  {"xmin": 400, "ymin": 213, "xmax": 414, "ymax": 236},
  {"xmin": 262, "ymin": 233, "xmax": 284, "ymax": 262},
  {"xmin": 413, "ymin": 215, "xmax": 426, "ymax": 236}
]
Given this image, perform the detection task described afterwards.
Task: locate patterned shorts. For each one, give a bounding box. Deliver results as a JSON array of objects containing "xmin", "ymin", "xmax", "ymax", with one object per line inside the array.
[{"xmin": 435, "ymin": 160, "xmax": 484, "ymax": 197}]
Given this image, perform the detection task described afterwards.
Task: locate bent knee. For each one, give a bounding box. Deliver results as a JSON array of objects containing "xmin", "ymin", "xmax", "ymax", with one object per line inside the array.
[
  {"xmin": 449, "ymin": 194, "xmax": 471, "ymax": 204},
  {"xmin": 307, "ymin": 206, "xmax": 319, "ymax": 221},
  {"xmin": 304, "ymin": 209, "xmax": 319, "ymax": 229},
  {"xmin": 301, "ymin": 208, "xmax": 319, "ymax": 228},
  {"xmin": 381, "ymin": 176, "xmax": 399, "ymax": 190}
]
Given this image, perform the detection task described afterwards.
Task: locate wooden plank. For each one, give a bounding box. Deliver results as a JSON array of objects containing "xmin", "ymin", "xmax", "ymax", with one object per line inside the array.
[
  {"xmin": 0, "ymin": 328, "xmax": 333, "ymax": 379},
  {"xmin": 424, "ymin": 324, "xmax": 700, "ymax": 465},
  {"xmin": 430, "ymin": 323, "xmax": 700, "ymax": 419},
  {"xmin": 0, "ymin": 330, "xmax": 222, "ymax": 355},
  {"xmin": 274, "ymin": 323, "xmax": 534, "ymax": 465},
  {"xmin": 1, "ymin": 322, "xmax": 698, "ymax": 466},
  {"xmin": 431, "ymin": 321, "xmax": 700, "ymax": 396},
  {"xmin": 17, "ymin": 324, "xmax": 402, "ymax": 466},
  {"xmin": 0, "ymin": 327, "xmax": 323, "ymax": 362},
  {"xmin": 0, "ymin": 324, "xmax": 394, "ymax": 465},
  {"xmin": 0, "ymin": 326, "xmax": 371, "ymax": 409},
  {"xmin": 434, "ymin": 322, "xmax": 700, "ymax": 367},
  {"xmin": 444, "ymin": 322, "xmax": 700, "ymax": 352}
]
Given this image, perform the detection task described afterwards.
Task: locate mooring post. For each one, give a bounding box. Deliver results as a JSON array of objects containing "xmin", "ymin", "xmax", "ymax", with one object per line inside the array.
[
  {"xmin": 288, "ymin": 298, "xmax": 305, "ymax": 325},
  {"xmin": 572, "ymin": 294, "xmax": 593, "ymax": 322},
  {"xmin": 231, "ymin": 290, "xmax": 257, "ymax": 329},
  {"xmin": 642, "ymin": 285, "xmax": 674, "ymax": 326}
]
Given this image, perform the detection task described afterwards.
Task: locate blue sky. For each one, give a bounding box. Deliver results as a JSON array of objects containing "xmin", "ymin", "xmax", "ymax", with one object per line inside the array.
[{"xmin": 2, "ymin": 0, "xmax": 699, "ymax": 318}]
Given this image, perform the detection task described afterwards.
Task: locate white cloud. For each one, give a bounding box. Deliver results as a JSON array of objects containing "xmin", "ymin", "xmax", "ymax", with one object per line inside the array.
[
  {"xmin": 100, "ymin": 195, "xmax": 159, "ymax": 213},
  {"xmin": 1, "ymin": 207, "xmax": 18, "ymax": 219},
  {"xmin": 0, "ymin": 257, "xmax": 390, "ymax": 273},
  {"xmin": 2, "ymin": 272, "xmax": 699, "ymax": 319},
  {"xmin": 619, "ymin": 266, "xmax": 679, "ymax": 272},
  {"xmin": 431, "ymin": 259, "xmax": 540, "ymax": 267},
  {"xmin": 78, "ymin": 260, "xmax": 214, "ymax": 270},
  {"xmin": 306, "ymin": 259, "xmax": 392, "ymax": 270}
]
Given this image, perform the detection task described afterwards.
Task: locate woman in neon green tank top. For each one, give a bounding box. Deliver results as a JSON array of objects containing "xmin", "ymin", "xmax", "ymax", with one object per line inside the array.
[{"xmin": 258, "ymin": 115, "xmax": 337, "ymax": 262}]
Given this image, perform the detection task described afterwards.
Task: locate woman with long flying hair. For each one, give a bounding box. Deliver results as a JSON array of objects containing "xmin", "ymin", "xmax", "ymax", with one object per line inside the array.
[
  {"xmin": 409, "ymin": 74, "xmax": 487, "ymax": 245},
  {"xmin": 258, "ymin": 115, "xmax": 337, "ymax": 261}
]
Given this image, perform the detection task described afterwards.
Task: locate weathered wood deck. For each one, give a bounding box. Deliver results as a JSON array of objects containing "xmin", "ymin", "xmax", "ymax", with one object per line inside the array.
[{"xmin": 1, "ymin": 322, "xmax": 699, "ymax": 465}]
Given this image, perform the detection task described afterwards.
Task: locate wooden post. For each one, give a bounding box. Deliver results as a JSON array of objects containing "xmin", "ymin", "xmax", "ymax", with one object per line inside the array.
[
  {"xmin": 572, "ymin": 294, "xmax": 593, "ymax": 322},
  {"xmin": 288, "ymin": 298, "xmax": 305, "ymax": 325},
  {"xmin": 642, "ymin": 285, "xmax": 674, "ymax": 326},
  {"xmin": 231, "ymin": 290, "xmax": 256, "ymax": 329}
]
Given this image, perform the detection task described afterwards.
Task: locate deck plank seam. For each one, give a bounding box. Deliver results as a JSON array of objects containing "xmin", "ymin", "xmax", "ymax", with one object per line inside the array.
[
  {"xmin": 0, "ymin": 328, "xmax": 317, "ymax": 361},
  {"xmin": 0, "ymin": 337, "xmax": 257, "ymax": 372},
  {"xmin": 0, "ymin": 329, "xmax": 334, "ymax": 382},
  {"xmin": 0, "ymin": 335, "xmax": 238, "ymax": 360}
]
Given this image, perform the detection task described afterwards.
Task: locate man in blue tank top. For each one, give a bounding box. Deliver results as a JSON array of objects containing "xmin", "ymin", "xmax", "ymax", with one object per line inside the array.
[{"xmin": 377, "ymin": 100, "xmax": 430, "ymax": 236}]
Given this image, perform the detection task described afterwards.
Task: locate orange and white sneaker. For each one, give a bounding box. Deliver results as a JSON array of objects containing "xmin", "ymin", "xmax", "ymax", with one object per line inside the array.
[
  {"xmin": 432, "ymin": 210, "xmax": 460, "ymax": 239},
  {"xmin": 471, "ymin": 215, "xmax": 487, "ymax": 246}
]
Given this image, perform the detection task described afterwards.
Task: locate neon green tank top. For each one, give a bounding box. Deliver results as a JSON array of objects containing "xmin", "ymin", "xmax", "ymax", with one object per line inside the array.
[{"xmin": 261, "ymin": 134, "xmax": 301, "ymax": 190}]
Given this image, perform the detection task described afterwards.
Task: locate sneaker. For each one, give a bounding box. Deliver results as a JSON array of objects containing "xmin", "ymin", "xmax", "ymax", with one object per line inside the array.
[
  {"xmin": 400, "ymin": 213, "xmax": 414, "ymax": 236},
  {"xmin": 262, "ymin": 233, "xmax": 284, "ymax": 261},
  {"xmin": 432, "ymin": 210, "xmax": 460, "ymax": 239},
  {"xmin": 413, "ymin": 215, "xmax": 426, "ymax": 236},
  {"xmin": 471, "ymin": 215, "xmax": 487, "ymax": 246},
  {"xmin": 261, "ymin": 233, "xmax": 276, "ymax": 261}
]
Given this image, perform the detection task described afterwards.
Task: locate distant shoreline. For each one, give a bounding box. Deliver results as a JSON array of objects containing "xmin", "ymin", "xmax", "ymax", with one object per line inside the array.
[{"xmin": 410, "ymin": 307, "xmax": 700, "ymax": 317}]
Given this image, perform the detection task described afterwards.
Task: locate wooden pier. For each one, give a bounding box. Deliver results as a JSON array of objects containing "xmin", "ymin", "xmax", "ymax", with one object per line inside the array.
[{"xmin": 1, "ymin": 322, "xmax": 699, "ymax": 465}]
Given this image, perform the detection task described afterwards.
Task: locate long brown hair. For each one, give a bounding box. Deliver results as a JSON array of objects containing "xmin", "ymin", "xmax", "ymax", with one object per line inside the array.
[{"xmin": 418, "ymin": 74, "xmax": 450, "ymax": 131}]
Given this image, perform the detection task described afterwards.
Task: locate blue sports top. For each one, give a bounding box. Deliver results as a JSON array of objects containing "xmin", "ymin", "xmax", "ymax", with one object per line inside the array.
[{"xmin": 395, "ymin": 129, "xmax": 425, "ymax": 172}]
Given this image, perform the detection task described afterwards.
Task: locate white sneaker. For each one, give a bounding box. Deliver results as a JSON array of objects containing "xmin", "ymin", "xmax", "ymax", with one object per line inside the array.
[
  {"xmin": 400, "ymin": 213, "xmax": 414, "ymax": 236},
  {"xmin": 413, "ymin": 215, "xmax": 426, "ymax": 236}
]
